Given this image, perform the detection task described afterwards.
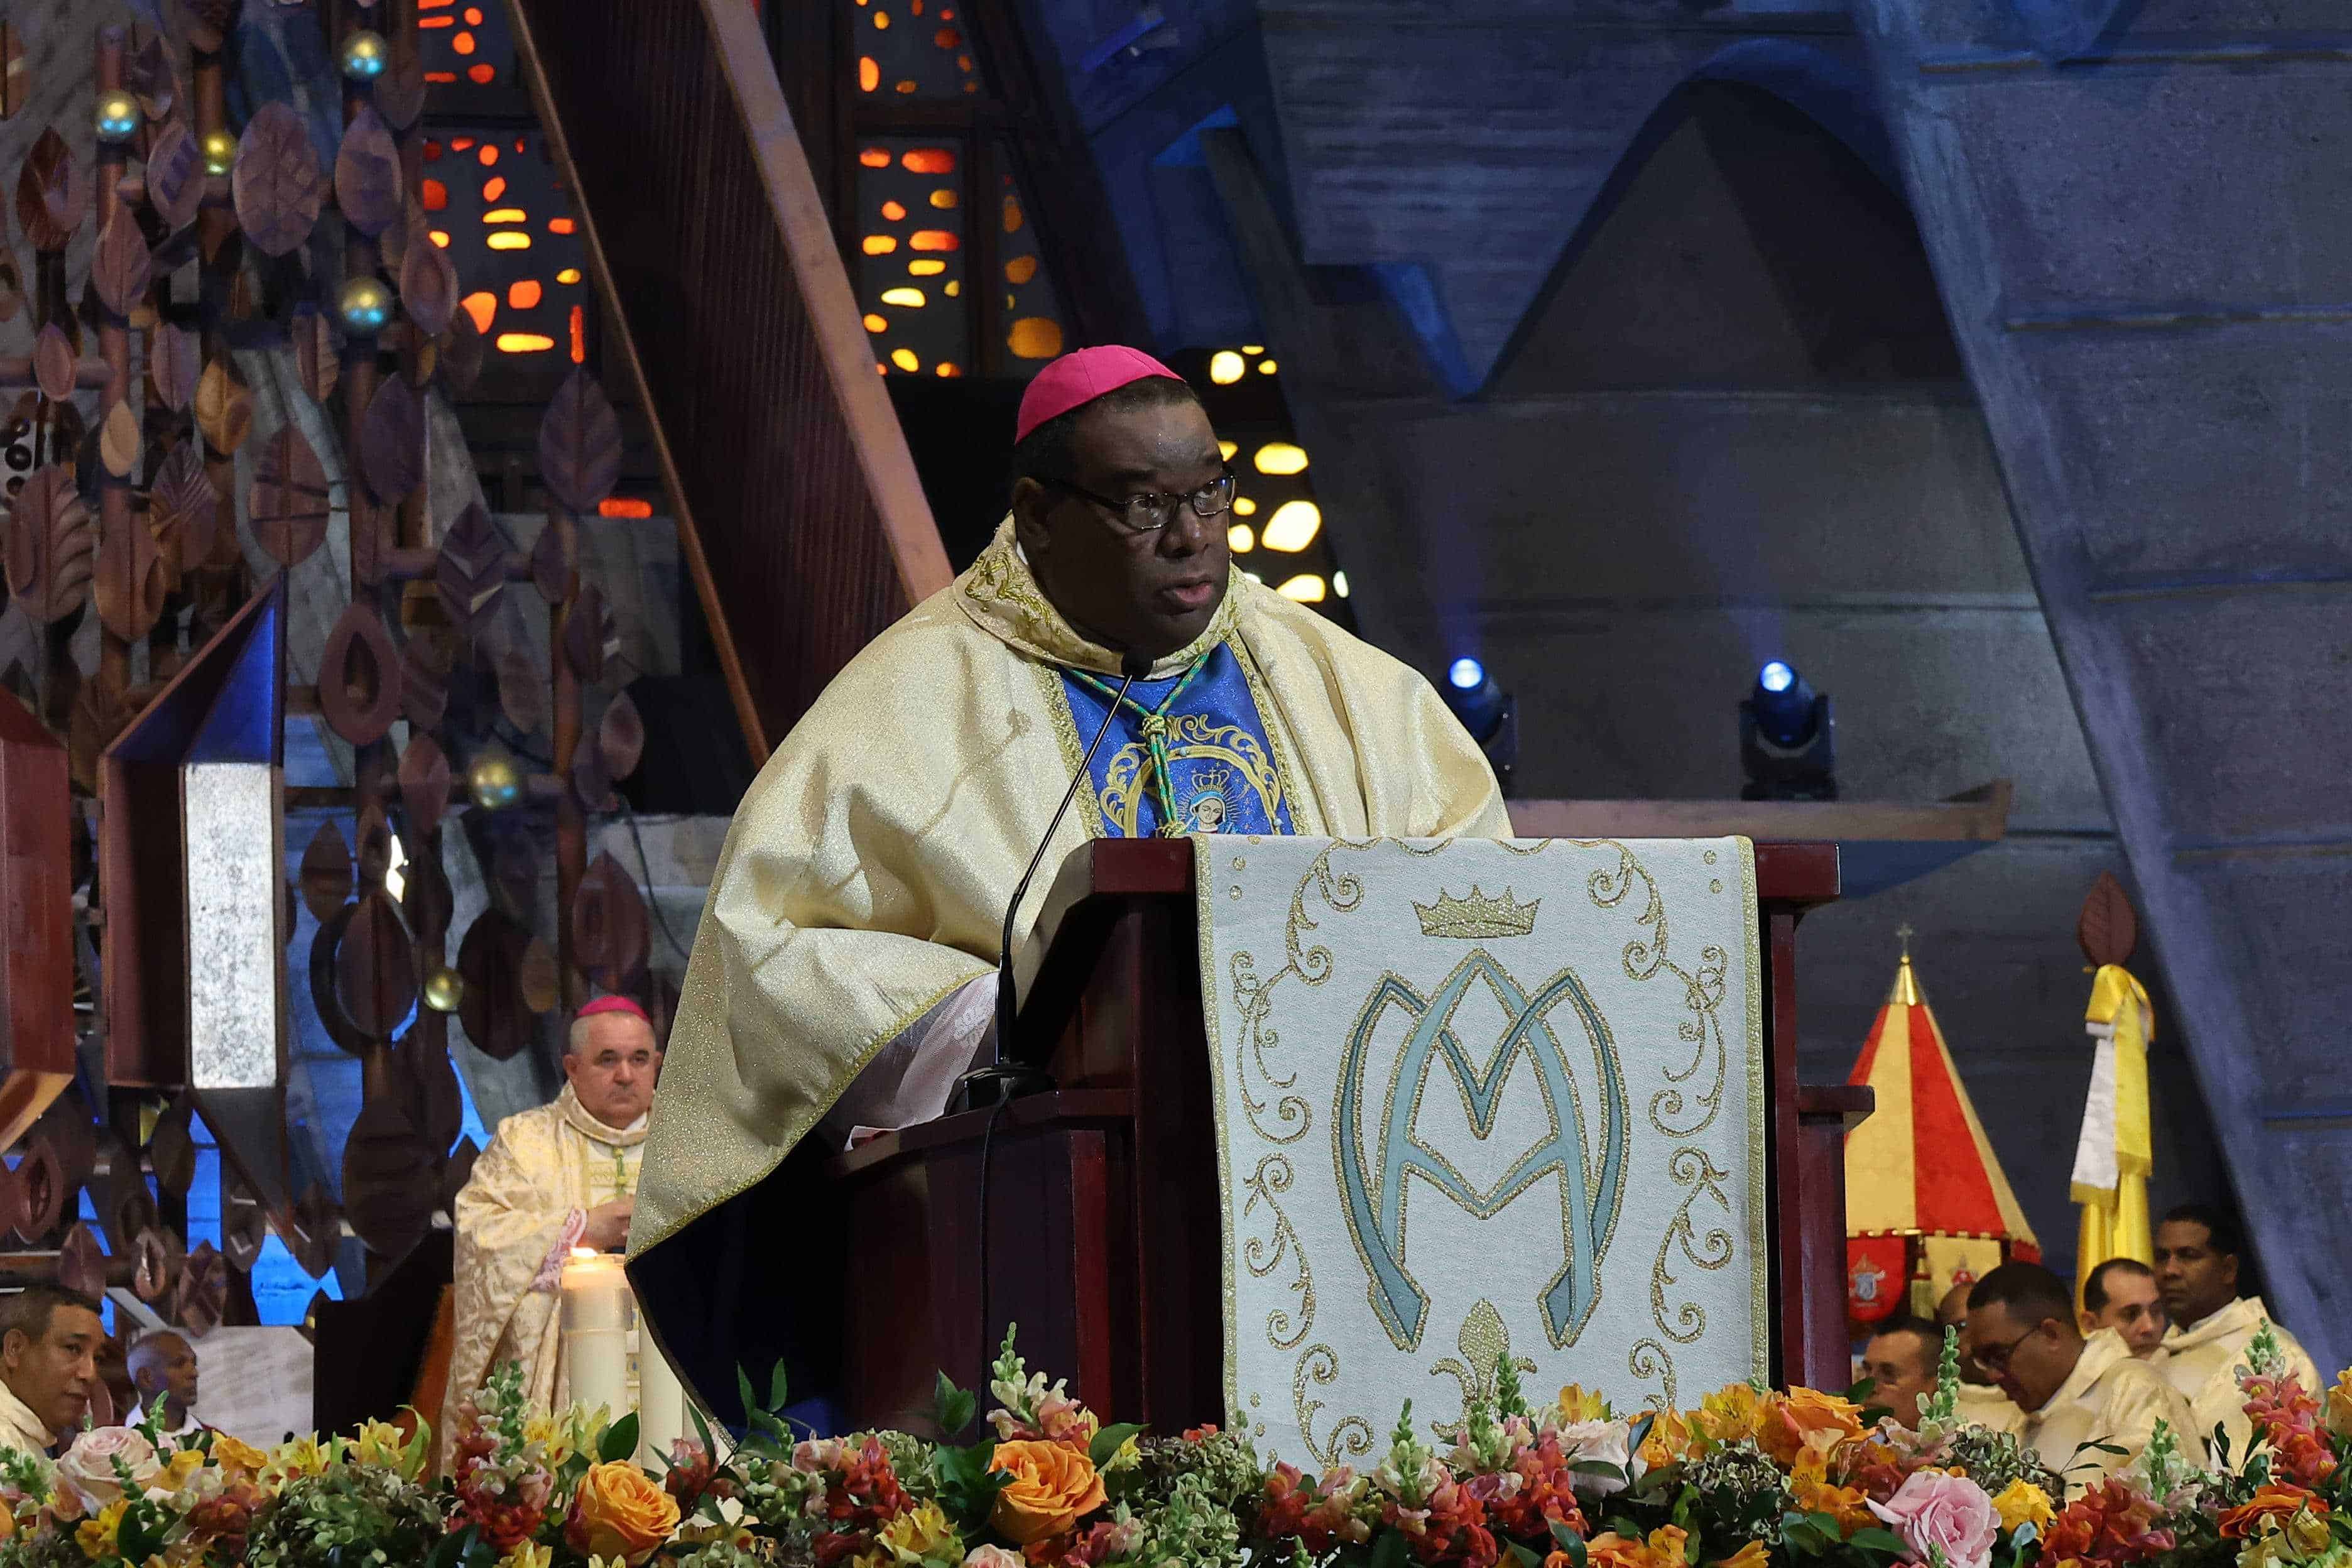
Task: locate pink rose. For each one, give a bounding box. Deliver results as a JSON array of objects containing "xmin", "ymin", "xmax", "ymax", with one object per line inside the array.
[
  {"xmin": 55, "ymin": 1427, "xmax": 161, "ymax": 1513},
  {"xmin": 1871, "ymin": 1471, "xmax": 1999, "ymax": 1568},
  {"xmin": 962, "ymin": 1549, "xmax": 1025, "ymax": 1568}
]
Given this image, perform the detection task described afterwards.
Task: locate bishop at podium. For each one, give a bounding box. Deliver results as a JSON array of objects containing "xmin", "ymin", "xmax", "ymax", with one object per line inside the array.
[{"xmin": 628, "ymin": 347, "xmax": 1508, "ymax": 1420}]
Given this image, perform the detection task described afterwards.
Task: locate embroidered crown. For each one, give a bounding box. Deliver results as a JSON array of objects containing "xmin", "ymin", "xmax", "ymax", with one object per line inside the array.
[{"xmin": 1413, "ymin": 885, "xmax": 1540, "ymax": 939}]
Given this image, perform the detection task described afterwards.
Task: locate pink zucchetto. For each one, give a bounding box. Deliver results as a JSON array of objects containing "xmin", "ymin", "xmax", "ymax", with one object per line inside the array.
[
  {"xmin": 574, "ymin": 994, "xmax": 649, "ymax": 1025},
  {"xmin": 1013, "ymin": 345, "xmax": 1184, "ymax": 445}
]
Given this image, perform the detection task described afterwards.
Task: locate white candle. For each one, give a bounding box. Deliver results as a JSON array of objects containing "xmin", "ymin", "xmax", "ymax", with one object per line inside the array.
[
  {"xmin": 560, "ymin": 1250, "xmax": 631, "ymax": 1426},
  {"xmin": 636, "ymin": 1327, "xmax": 686, "ymax": 1468}
]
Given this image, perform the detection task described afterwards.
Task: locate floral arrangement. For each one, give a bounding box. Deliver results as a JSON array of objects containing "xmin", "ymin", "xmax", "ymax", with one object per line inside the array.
[{"xmin": 0, "ymin": 1324, "xmax": 2345, "ymax": 1568}]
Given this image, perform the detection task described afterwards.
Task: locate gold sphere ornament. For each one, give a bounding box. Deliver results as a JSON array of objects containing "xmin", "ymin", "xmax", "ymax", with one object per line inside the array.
[
  {"xmin": 421, "ymin": 964, "xmax": 466, "ymax": 1013},
  {"xmin": 467, "ymin": 748, "xmax": 523, "ymax": 812},
  {"xmin": 200, "ymin": 128, "xmax": 239, "ymax": 176},
  {"xmin": 337, "ymin": 275, "xmax": 393, "ymax": 334},
  {"xmin": 340, "ymin": 30, "xmax": 389, "ymax": 81},
  {"xmin": 94, "ymin": 89, "xmax": 141, "ymax": 144}
]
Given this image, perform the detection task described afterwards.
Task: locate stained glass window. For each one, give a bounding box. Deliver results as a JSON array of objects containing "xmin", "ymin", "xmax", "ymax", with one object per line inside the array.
[
  {"xmin": 417, "ymin": 0, "xmax": 511, "ymax": 90},
  {"xmin": 859, "ymin": 138, "xmax": 968, "ymax": 377},
  {"xmin": 850, "ymin": 0, "xmax": 976, "ymax": 99}
]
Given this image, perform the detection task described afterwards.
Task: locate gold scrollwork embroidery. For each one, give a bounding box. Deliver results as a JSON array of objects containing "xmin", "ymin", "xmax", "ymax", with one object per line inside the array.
[
  {"xmin": 1650, "ymin": 1146, "xmax": 1736, "ymax": 1348},
  {"xmin": 1293, "ymin": 1344, "xmax": 1375, "ymax": 1470},
  {"xmin": 1243, "ymin": 1155, "xmax": 1315, "ymax": 1351},
  {"xmin": 1229, "ymin": 843, "xmax": 1368, "ymax": 1144},
  {"xmin": 1629, "ymin": 1337, "xmax": 1679, "ymax": 1412}
]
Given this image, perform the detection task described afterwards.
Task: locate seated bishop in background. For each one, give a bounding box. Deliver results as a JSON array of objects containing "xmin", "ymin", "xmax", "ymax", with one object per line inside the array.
[
  {"xmin": 443, "ymin": 997, "xmax": 662, "ymax": 1462},
  {"xmin": 629, "ymin": 346, "xmax": 1507, "ymax": 1423}
]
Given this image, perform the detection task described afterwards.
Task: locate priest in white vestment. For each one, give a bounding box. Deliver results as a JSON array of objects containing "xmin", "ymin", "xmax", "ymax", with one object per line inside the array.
[
  {"xmin": 2153, "ymin": 1205, "xmax": 2321, "ymax": 1461},
  {"xmin": 443, "ymin": 997, "xmax": 662, "ymax": 1463}
]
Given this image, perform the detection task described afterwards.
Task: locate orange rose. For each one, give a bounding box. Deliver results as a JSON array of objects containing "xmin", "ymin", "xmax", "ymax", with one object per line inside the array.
[
  {"xmin": 2220, "ymin": 1486, "xmax": 2325, "ymax": 1540},
  {"xmin": 988, "ymin": 1439, "xmax": 1106, "ymax": 1545},
  {"xmin": 1758, "ymin": 1388, "xmax": 1864, "ymax": 1467},
  {"xmin": 209, "ymin": 1434, "xmax": 268, "ymax": 1477},
  {"xmin": 565, "ymin": 1460, "xmax": 682, "ymax": 1565}
]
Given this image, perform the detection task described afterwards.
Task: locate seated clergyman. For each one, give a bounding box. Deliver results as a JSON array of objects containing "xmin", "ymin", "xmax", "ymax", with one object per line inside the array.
[
  {"xmin": 2077, "ymin": 1258, "xmax": 2167, "ymax": 1360},
  {"xmin": 1858, "ymin": 1314, "xmax": 1943, "ymax": 1430},
  {"xmin": 444, "ymin": 996, "xmax": 663, "ymax": 1460},
  {"xmin": 1965, "ymin": 1262, "xmax": 2191, "ymax": 1493},
  {"xmin": 629, "ymin": 346, "xmax": 1508, "ymax": 1418},
  {"xmin": 0, "ymin": 1284, "xmax": 103, "ymax": 1458}
]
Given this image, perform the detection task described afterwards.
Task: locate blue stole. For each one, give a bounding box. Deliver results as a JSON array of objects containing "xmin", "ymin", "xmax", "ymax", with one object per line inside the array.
[{"xmin": 1059, "ymin": 643, "xmax": 1295, "ymax": 838}]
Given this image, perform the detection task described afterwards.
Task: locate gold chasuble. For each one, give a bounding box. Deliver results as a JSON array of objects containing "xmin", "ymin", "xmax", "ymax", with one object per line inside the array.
[
  {"xmin": 629, "ymin": 523, "xmax": 1506, "ymax": 1422},
  {"xmin": 445, "ymin": 1084, "xmax": 647, "ymax": 1461}
]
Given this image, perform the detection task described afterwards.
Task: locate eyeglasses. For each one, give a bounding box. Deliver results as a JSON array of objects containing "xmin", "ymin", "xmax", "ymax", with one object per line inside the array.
[
  {"xmin": 1043, "ymin": 470, "xmax": 1236, "ymax": 534},
  {"xmin": 1970, "ymin": 1324, "xmax": 2044, "ymax": 1375}
]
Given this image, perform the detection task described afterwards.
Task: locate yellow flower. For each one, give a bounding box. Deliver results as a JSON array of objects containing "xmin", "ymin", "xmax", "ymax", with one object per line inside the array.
[
  {"xmin": 2326, "ymin": 1370, "xmax": 2352, "ymax": 1441},
  {"xmin": 1637, "ymin": 1408, "xmax": 1697, "ymax": 1469},
  {"xmin": 878, "ymin": 1500, "xmax": 960, "ymax": 1563},
  {"xmin": 1558, "ymin": 1384, "xmax": 1613, "ymax": 1424},
  {"xmin": 352, "ymin": 1420, "xmax": 408, "ymax": 1469},
  {"xmin": 1790, "ymin": 1449, "xmax": 1874, "ymax": 1535},
  {"xmin": 1993, "ymin": 1479, "xmax": 2055, "ymax": 1533},
  {"xmin": 74, "ymin": 1499, "xmax": 125, "ymax": 1560},
  {"xmin": 988, "ymin": 1440, "xmax": 1106, "ymax": 1545},
  {"xmin": 1694, "ymin": 1385, "xmax": 1763, "ymax": 1446},
  {"xmin": 496, "ymin": 1545, "xmax": 553, "ymax": 1568},
  {"xmin": 1103, "ymin": 1434, "xmax": 1143, "ymax": 1474},
  {"xmin": 1712, "ymin": 1543, "xmax": 1770, "ymax": 1568},
  {"xmin": 210, "ymin": 1434, "xmax": 268, "ymax": 1476},
  {"xmin": 157, "ymin": 1448, "xmax": 205, "ymax": 1494},
  {"xmin": 263, "ymin": 1434, "xmax": 334, "ymax": 1484},
  {"xmin": 1758, "ymin": 1388, "xmax": 1865, "ymax": 1467}
]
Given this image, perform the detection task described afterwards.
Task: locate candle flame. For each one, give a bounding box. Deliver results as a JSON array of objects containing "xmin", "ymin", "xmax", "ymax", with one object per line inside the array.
[{"xmin": 570, "ymin": 1246, "xmax": 600, "ymax": 1260}]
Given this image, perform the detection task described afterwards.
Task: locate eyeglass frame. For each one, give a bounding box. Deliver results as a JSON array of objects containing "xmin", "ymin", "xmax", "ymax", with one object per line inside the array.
[
  {"xmin": 1969, "ymin": 1321, "xmax": 2049, "ymax": 1375},
  {"xmin": 1039, "ymin": 469, "xmax": 1236, "ymax": 535}
]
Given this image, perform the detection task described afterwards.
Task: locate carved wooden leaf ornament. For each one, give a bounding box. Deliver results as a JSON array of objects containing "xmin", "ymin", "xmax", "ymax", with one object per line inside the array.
[
  {"xmin": 128, "ymin": 35, "xmax": 178, "ymax": 120},
  {"xmin": 294, "ymin": 305, "xmax": 339, "ymax": 404},
  {"xmin": 496, "ymin": 645, "xmax": 545, "ymax": 734},
  {"xmin": 354, "ymin": 798, "xmax": 395, "ymax": 890},
  {"xmin": 410, "ymin": 1035, "xmax": 464, "ymax": 1158},
  {"xmin": 342, "ymin": 1099, "xmax": 435, "ymax": 1258},
  {"xmin": 491, "ymin": 837, "xmax": 540, "ymax": 918},
  {"xmin": 572, "ymin": 852, "xmax": 650, "ymax": 977},
  {"xmin": 15, "ymin": 128, "xmax": 85, "ymax": 252},
  {"xmin": 435, "ymin": 501, "xmax": 505, "ymax": 636},
  {"xmin": 291, "ymin": 1185, "xmax": 340, "ymax": 1279},
  {"xmin": 175, "ymin": 1241, "xmax": 226, "ymax": 1336},
  {"xmin": 359, "ymin": 373, "xmax": 424, "ymax": 504},
  {"xmin": 376, "ymin": 35, "xmax": 427, "ymax": 130},
  {"xmin": 58, "ymin": 1223, "xmax": 107, "ymax": 1299},
  {"xmin": 98, "ymin": 399, "xmax": 140, "ymax": 479},
  {"xmin": 148, "ymin": 441, "xmax": 216, "ymax": 566},
  {"xmin": 0, "ymin": 1162, "xmax": 24, "ymax": 1246},
  {"xmin": 131, "ymin": 1226, "xmax": 178, "ymax": 1302},
  {"xmin": 109, "ymin": 1175, "xmax": 158, "ymax": 1256},
  {"xmin": 400, "ymin": 834, "xmax": 452, "ymax": 939},
  {"xmin": 149, "ymin": 1094, "xmax": 198, "ymax": 1196},
  {"xmin": 571, "ymin": 746, "xmax": 612, "ymax": 814},
  {"xmin": 0, "ymin": 247, "xmax": 21, "ymax": 322},
  {"xmin": 95, "ymin": 510, "xmax": 166, "ymax": 640},
  {"xmin": 195, "ymin": 357, "xmax": 253, "ymax": 454},
  {"xmin": 403, "ymin": 638, "xmax": 449, "ymax": 731},
  {"xmin": 16, "ymin": 1137, "xmax": 62, "ymax": 1240},
  {"xmin": 320, "ymin": 601, "xmax": 405, "ymax": 746},
  {"xmin": 222, "ymin": 1185, "xmax": 266, "ymax": 1272},
  {"xmin": 399, "ymin": 229, "xmax": 457, "ymax": 338},
  {"xmin": 564, "ymin": 584, "xmax": 619, "ymax": 685},
  {"xmin": 2077, "ymin": 870, "xmax": 2139, "ymax": 969},
  {"xmin": 440, "ymin": 1138, "xmax": 478, "ymax": 1213},
  {"xmin": 32, "ymin": 322, "xmax": 72, "ymax": 401},
  {"xmin": 250, "ymin": 421, "xmax": 332, "ymax": 566},
  {"xmin": 456, "ymin": 910, "xmax": 536, "ymax": 1061},
  {"xmin": 334, "ymin": 104, "xmax": 401, "ymax": 237},
  {"xmin": 148, "ymin": 322, "xmax": 200, "ymax": 412},
  {"xmin": 232, "ymin": 101, "xmax": 324, "ymax": 258},
  {"xmin": 442, "ymin": 307, "xmax": 484, "ymax": 397},
  {"xmin": 92, "ymin": 208, "xmax": 152, "ymax": 318},
  {"xmin": 5, "ymin": 464, "xmax": 93, "ymax": 623},
  {"xmin": 336, "ymin": 888, "xmax": 417, "ymax": 1038},
  {"xmin": 144, "ymin": 119, "xmax": 205, "ymax": 232},
  {"xmin": 528, "ymin": 516, "xmax": 572, "ymax": 602},
  {"xmin": 298, "ymin": 818, "xmax": 352, "ymax": 922},
  {"xmin": 0, "ymin": 23, "xmax": 25, "ymax": 121},
  {"xmin": 398, "ymin": 731, "xmax": 452, "ymax": 839},
  {"xmin": 599, "ymin": 690, "xmax": 646, "ymax": 780},
  {"xmin": 538, "ymin": 368, "xmax": 622, "ymax": 514}
]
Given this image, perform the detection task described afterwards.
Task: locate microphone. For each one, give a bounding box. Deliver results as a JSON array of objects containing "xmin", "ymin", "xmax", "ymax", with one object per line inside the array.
[{"xmin": 961, "ymin": 647, "xmax": 1152, "ymax": 1107}]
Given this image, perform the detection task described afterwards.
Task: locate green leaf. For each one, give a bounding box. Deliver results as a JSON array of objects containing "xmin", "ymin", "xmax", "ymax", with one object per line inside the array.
[
  {"xmin": 1845, "ymin": 1376, "xmax": 1878, "ymax": 1403},
  {"xmin": 768, "ymin": 1361, "xmax": 792, "ymax": 1415},
  {"xmin": 1571, "ymin": 1459, "xmax": 1629, "ymax": 1479},
  {"xmin": 1508, "ymin": 1545, "xmax": 1545, "ymax": 1568},
  {"xmin": 599, "ymin": 1412, "xmax": 641, "ymax": 1463},
  {"xmin": 689, "ymin": 1400, "xmax": 719, "ymax": 1461},
  {"xmin": 934, "ymin": 1371, "xmax": 977, "ymax": 1438},
  {"xmin": 428, "ymin": 1524, "xmax": 482, "ymax": 1568},
  {"xmin": 737, "ymin": 1367, "xmax": 760, "ymax": 1427},
  {"xmin": 1627, "ymin": 1412, "xmax": 1656, "ymax": 1456},
  {"xmin": 1089, "ymin": 1422, "xmax": 1143, "ymax": 1468},
  {"xmin": 1849, "ymin": 1527, "xmax": 1911, "ymax": 1558},
  {"xmin": 1373, "ymin": 1530, "xmax": 1411, "ymax": 1568},
  {"xmin": 1550, "ymin": 1521, "xmax": 1589, "ymax": 1568}
]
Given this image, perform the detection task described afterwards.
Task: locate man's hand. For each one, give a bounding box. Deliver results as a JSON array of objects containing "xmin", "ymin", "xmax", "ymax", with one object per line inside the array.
[{"xmin": 580, "ymin": 1197, "xmax": 634, "ymax": 1253}]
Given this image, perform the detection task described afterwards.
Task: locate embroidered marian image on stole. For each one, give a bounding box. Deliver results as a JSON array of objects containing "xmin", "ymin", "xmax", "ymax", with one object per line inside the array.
[{"xmin": 1195, "ymin": 837, "xmax": 1767, "ymax": 1468}]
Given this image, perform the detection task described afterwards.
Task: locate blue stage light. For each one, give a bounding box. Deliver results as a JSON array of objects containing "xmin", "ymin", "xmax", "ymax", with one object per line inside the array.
[
  {"xmin": 1448, "ymin": 657, "xmax": 1485, "ymax": 691},
  {"xmin": 1760, "ymin": 660, "xmax": 1795, "ymax": 694}
]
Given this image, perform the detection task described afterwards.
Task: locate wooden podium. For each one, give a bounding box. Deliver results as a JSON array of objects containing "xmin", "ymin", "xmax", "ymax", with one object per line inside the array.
[{"xmin": 822, "ymin": 838, "xmax": 1867, "ymax": 1434}]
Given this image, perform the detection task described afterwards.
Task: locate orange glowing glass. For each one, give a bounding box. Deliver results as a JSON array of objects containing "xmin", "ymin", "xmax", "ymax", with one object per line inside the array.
[
  {"xmin": 902, "ymin": 148, "xmax": 956, "ymax": 174},
  {"xmin": 569, "ymin": 305, "xmax": 585, "ymax": 364},
  {"xmin": 422, "ymin": 178, "xmax": 448, "ymax": 211},
  {"xmin": 494, "ymin": 333, "xmax": 556, "ymax": 353},
  {"xmin": 508, "ymin": 280, "xmax": 543, "ymax": 309},
  {"xmin": 859, "ymin": 56, "xmax": 879, "ymax": 92},
  {"xmin": 451, "ymin": 137, "xmax": 476, "ymax": 151},
  {"xmin": 452, "ymin": 30, "xmax": 476, "ymax": 53},
  {"xmin": 460, "ymin": 293, "xmax": 496, "ymax": 333},
  {"xmin": 425, "ymin": 70, "xmax": 457, "ymax": 83},
  {"xmin": 548, "ymin": 217, "xmax": 575, "ymax": 234},
  {"xmin": 935, "ymin": 27, "xmax": 960, "ymax": 47},
  {"xmin": 482, "ymin": 176, "xmax": 507, "ymax": 202},
  {"xmin": 430, "ymin": 231, "xmax": 450, "ymax": 248},
  {"xmin": 467, "ymin": 63, "xmax": 495, "ymax": 83},
  {"xmin": 477, "ymin": 144, "xmax": 499, "ymax": 166},
  {"xmin": 881, "ymin": 200, "xmax": 906, "ymax": 221},
  {"xmin": 1003, "ymin": 195, "xmax": 1023, "ymax": 233},
  {"xmin": 423, "ymin": 140, "xmax": 444, "ymax": 161},
  {"xmin": 908, "ymin": 229, "xmax": 959, "ymax": 252},
  {"xmin": 464, "ymin": 5, "xmax": 484, "ymax": 19},
  {"xmin": 862, "ymin": 234, "xmax": 898, "ymax": 254},
  {"xmin": 598, "ymin": 498, "xmax": 653, "ymax": 518},
  {"xmin": 859, "ymin": 147, "xmax": 891, "ymax": 167},
  {"xmin": 419, "ymin": 13, "xmax": 454, "ymax": 25}
]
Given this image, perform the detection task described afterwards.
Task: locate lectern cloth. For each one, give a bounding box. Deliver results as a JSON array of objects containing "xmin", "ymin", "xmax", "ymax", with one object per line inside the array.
[
  {"xmin": 628, "ymin": 521, "xmax": 1506, "ymax": 1417},
  {"xmin": 1197, "ymin": 836, "xmax": 1766, "ymax": 1467}
]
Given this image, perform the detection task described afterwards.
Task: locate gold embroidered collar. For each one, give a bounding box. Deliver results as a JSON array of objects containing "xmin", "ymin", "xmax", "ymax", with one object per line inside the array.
[
  {"xmin": 557, "ymin": 1083, "xmax": 648, "ymax": 1149},
  {"xmin": 954, "ymin": 516, "xmax": 1239, "ymax": 680}
]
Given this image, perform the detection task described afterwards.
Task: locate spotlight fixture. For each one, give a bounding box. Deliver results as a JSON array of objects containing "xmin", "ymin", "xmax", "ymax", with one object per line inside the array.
[
  {"xmin": 1441, "ymin": 656, "xmax": 1517, "ymax": 793},
  {"xmin": 1740, "ymin": 659, "xmax": 1836, "ymax": 800}
]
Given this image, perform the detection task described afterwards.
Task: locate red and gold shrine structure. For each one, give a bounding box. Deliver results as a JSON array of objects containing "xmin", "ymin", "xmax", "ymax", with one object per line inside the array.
[{"xmin": 1843, "ymin": 941, "xmax": 2039, "ymax": 1327}]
